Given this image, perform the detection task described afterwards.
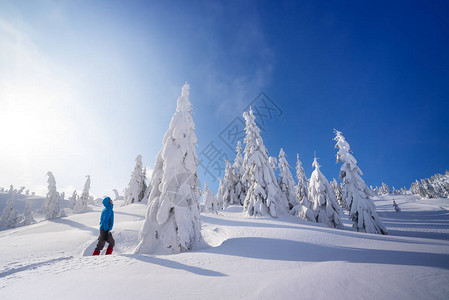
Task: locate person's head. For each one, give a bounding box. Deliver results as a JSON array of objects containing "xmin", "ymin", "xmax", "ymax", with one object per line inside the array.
[{"xmin": 103, "ymin": 196, "xmax": 113, "ymax": 207}]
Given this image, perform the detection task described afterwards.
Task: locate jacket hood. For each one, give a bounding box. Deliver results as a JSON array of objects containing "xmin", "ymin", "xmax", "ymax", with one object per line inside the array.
[{"xmin": 103, "ymin": 197, "xmax": 113, "ymax": 208}]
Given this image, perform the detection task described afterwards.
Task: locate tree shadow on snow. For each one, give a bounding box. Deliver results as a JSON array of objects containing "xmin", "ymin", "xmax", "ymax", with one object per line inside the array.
[
  {"xmin": 122, "ymin": 254, "xmax": 227, "ymax": 277},
  {"xmin": 51, "ymin": 218, "xmax": 98, "ymax": 235},
  {"xmin": 201, "ymin": 215, "xmax": 303, "ymax": 231},
  {"xmin": 201, "ymin": 237, "xmax": 449, "ymax": 270},
  {"xmin": 114, "ymin": 211, "xmax": 145, "ymax": 219},
  {"xmin": 0, "ymin": 256, "xmax": 73, "ymax": 278},
  {"xmin": 202, "ymin": 214, "xmax": 449, "ymax": 247}
]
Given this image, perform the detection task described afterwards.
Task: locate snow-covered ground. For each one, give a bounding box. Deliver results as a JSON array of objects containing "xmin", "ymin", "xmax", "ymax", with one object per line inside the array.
[{"xmin": 1, "ymin": 194, "xmax": 448, "ymax": 299}]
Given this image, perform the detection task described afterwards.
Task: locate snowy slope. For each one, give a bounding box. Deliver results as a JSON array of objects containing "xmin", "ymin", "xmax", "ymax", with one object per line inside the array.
[{"xmin": 1, "ymin": 195, "xmax": 449, "ymax": 300}]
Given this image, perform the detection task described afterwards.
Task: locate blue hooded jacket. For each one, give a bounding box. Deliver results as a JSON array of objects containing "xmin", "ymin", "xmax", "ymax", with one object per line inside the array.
[{"xmin": 100, "ymin": 197, "xmax": 114, "ymax": 231}]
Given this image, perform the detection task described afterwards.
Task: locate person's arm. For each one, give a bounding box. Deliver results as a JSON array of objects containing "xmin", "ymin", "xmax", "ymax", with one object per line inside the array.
[
  {"xmin": 100, "ymin": 211, "xmax": 106, "ymax": 228},
  {"xmin": 109, "ymin": 211, "xmax": 114, "ymax": 230}
]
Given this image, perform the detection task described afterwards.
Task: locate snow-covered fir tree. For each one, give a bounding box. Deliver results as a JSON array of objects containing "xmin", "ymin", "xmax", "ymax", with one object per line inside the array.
[
  {"xmin": 135, "ymin": 83, "xmax": 202, "ymax": 255},
  {"xmin": 409, "ymin": 172, "xmax": 449, "ymax": 199},
  {"xmin": 69, "ymin": 190, "xmax": 78, "ymax": 210},
  {"xmin": 277, "ymin": 148, "xmax": 298, "ymax": 210},
  {"xmin": 124, "ymin": 155, "xmax": 146, "ymax": 205},
  {"xmin": 203, "ymin": 182, "xmax": 219, "ymax": 213},
  {"xmin": 232, "ymin": 141, "xmax": 246, "ymax": 205},
  {"xmin": 295, "ymin": 154, "xmax": 309, "ymax": 207},
  {"xmin": 74, "ymin": 175, "xmax": 90, "ymax": 213},
  {"xmin": 112, "ymin": 189, "xmax": 121, "ymax": 201},
  {"xmin": 308, "ymin": 158, "xmax": 344, "ymax": 229},
  {"xmin": 42, "ymin": 172, "xmax": 61, "ymax": 220},
  {"xmin": 380, "ymin": 183, "xmax": 391, "ymax": 195},
  {"xmin": 1, "ymin": 192, "xmax": 20, "ymax": 228},
  {"xmin": 216, "ymin": 177, "xmax": 225, "ymax": 208},
  {"xmin": 221, "ymin": 161, "xmax": 238, "ymax": 207},
  {"xmin": 290, "ymin": 154, "xmax": 315, "ymax": 222},
  {"xmin": 22, "ymin": 198, "xmax": 35, "ymax": 226},
  {"xmin": 141, "ymin": 167, "xmax": 148, "ymax": 200},
  {"xmin": 334, "ymin": 130, "xmax": 387, "ymax": 234},
  {"xmin": 242, "ymin": 108, "xmax": 288, "ymax": 217},
  {"xmin": 18, "ymin": 186, "xmax": 25, "ymax": 195},
  {"xmin": 331, "ymin": 178, "xmax": 345, "ymax": 209}
]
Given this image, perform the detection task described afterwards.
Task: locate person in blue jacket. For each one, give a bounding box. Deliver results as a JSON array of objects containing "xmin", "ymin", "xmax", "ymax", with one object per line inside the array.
[{"xmin": 93, "ymin": 196, "xmax": 115, "ymax": 255}]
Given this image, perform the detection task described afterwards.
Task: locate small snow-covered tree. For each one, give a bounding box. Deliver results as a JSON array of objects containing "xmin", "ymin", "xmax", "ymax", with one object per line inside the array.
[
  {"xmin": 135, "ymin": 83, "xmax": 202, "ymax": 255},
  {"xmin": 233, "ymin": 141, "xmax": 246, "ymax": 205},
  {"xmin": 222, "ymin": 161, "xmax": 238, "ymax": 207},
  {"xmin": 112, "ymin": 189, "xmax": 120, "ymax": 201},
  {"xmin": 1, "ymin": 192, "xmax": 20, "ymax": 228},
  {"xmin": 42, "ymin": 172, "xmax": 61, "ymax": 220},
  {"xmin": 216, "ymin": 177, "xmax": 225, "ymax": 208},
  {"xmin": 74, "ymin": 175, "xmax": 90, "ymax": 213},
  {"xmin": 296, "ymin": 154, "xmax": 310, "ymax": 207},
  {"xmin": 278, "ymin": 148, "xmax": 298, "ymax": 210},
  {"xmin": 290, "ymin": 154, "xmax": 315, "ymax": 222},
  {"xmin": 69, "ymin": 190, "xmax": 78, "ymax": 209},
  {"xmin": 124, "ymin": 155, "xmax": 146, "ymax": 205},
  {"xmin": 203, "ymin": 182, "xmax": 219, "ymax": 213},
  {"xmin": 334, "ymin": 130, "xmax": 387, "ymax": 234},
  {"xmin": 380, "ymin": 183, "xmax": 391, "ymax": 195},
  {"xmin": 308, "ymin": 158, "xmax": 344, "ymax": 229},
  {"xmin": 18, "ymin": 186, "xmax": 25, "ymax": 195},
  {"xmin": 242, "ymin": 108, "xmax": 288, "ymax": 217},
  {"xmin": 22, "ymin": 198, "xmax": 35, "ymax": 226}
]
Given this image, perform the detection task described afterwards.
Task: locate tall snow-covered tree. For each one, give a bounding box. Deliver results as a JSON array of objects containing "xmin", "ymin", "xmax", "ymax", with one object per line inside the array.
[
  {"xmin": 74, "ymin": 175, "xmax": 90, "ymax": 213},
  {"xmin": 232, "ymin": 141, "xmax": 246, "ymax": 205},
  {"xmin": 242, "ymin": 108, "xmax": 288, "ymax": 217},
  {"xmin": 135, "ymin": 83, "xmax": 202, "ymax": 255},
  {"xmin": 308, "ymin": 158, "xmax": 344, "ymax": 229},
  {"xmin": 334, "ymin": 130, "xmax": 387, "ymax": 235},
  {"xmin": 124, "ymin": 155, "xmax": 146, "ymax": 205},
  {"xmin": 277, "ymin": 148, "xmax": 298, "ymax": 210},
  {"xmin": 42, "ymin": 172, "xmax": 61, "ymax": 220},
  {"xmin": 203, "ymin": 182, "xmax": 219, "ymax": 213}
]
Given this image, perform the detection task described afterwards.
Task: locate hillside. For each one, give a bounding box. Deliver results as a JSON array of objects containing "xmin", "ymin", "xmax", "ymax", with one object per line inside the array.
[{"xmin": 1, "ymin": 195, "xmax": 448, "ymax": 299}]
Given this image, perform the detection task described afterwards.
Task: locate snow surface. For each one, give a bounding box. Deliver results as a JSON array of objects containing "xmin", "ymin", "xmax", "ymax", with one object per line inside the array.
[{"xmin": 1, "ymin": 194, "xmax": 449, "ymax": 299}]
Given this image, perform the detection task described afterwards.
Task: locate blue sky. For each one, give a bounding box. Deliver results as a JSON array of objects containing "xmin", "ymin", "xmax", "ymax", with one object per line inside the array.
[{"xmin": 0, "ymin": 0, "xmax": 448, "ymax": 197}]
